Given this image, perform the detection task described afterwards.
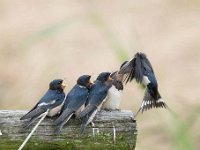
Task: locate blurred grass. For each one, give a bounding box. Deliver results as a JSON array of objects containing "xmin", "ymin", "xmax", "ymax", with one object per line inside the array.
[
  {"xmin": 88, "ymin": 13, "xmax": 129, "ymax": 61},
  {"xmin": 21, "ymin": 16, "xmax": 84, "ymax": 49},
  {"xmin": 167, "ymin": 106, "xmax": 200, "ymax": 150},
  {"xmin": 21, "ymin": 13, "xmax": 128, "ymax": 62}
]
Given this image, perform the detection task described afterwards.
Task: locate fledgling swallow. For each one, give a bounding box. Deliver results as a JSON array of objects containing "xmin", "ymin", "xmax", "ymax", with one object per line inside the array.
[
  {"xmin": 118, "ymin": 52, "xmax": 167, "ymax": 114},
  {"xmin": 101, "ymin": 71, "xmax": 124, "ymax": 111},
  {"xmin": 54, "ymin": 75, "xmax": 92, "ymax": 133},
  {"xmin": 79, "ymin": 72, "xmax": 113, "ymax": 134},
  {"xmin": 20, "ymin": 79, "xmax": 66, "ymax": 128}
]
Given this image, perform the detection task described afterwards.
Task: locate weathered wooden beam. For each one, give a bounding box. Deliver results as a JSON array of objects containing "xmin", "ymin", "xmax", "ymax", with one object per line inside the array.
[{"xmin": 0, "ymin": 110, "xmax": 137, "ymax": 150}]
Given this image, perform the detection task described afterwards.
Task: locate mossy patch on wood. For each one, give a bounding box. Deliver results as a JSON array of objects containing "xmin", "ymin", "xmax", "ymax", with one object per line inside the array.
[{"xmin": 0, "ymin": 131, "xmax": 137, "ymax": 150}]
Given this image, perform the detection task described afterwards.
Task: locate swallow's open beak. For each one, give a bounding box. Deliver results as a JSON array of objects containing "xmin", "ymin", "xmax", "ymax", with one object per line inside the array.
[
  {"xmin": 88, "ymin": 80, "xmax": 94, "ymax": 87},
  {"xmin": 108, "ymin": 76, "xmax": 114, "ymax": 81},
  {"xmin": 61, "ymin": 83, "xmax": 67, "ymax": 89},
  {"xmin": 116, "ymin": 72, "xmax": 123, "ymax": 81}
]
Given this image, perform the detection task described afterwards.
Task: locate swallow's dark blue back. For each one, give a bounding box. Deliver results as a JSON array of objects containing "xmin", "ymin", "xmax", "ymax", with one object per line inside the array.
[
  {"xmin": 38, "ymin": 89, "xmax": 65, "ymax": 109},
  {"xmin": 87, "ymin": 80, "xmax": 110, "ymax": 106},
  {"xmin": 62, "ymin": 85, "xmax": 89, "ymax": 111}
]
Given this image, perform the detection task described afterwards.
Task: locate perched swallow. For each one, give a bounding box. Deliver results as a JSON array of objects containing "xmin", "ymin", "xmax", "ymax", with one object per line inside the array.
[
  {"xmin": 118, "ymin": 52, "xmax": 167, "ymax": 114},
  {"xmin": 101, "ymin": 71, "xmax": 124, "ymax": 110},
  {"xmin": 54, "ymin": 75, "xmax": 92, "ymax": 133},
  {"xmin": 79, "ymin": 72, "xmax": 113, "ymax": 134},
  {"xmin": 20, "ymin": 79, "xmax": 66, "ymax": 128}
]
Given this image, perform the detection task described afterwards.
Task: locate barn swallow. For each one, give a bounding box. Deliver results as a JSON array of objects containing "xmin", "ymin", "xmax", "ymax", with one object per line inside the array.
[
  {"xmin": 101, "ymin": 71, "xmax": 124, "ymax": 110},
  {"xmin": 79, "ymin": 72, "xmax": 113, "ymax": 134},
  {"xmin": 20, "ymin": 79, "xmax": 66, "ymax": 128},
  {"xmin": 118, "ymin": 52, "xmax": 167, "ymax": 114},
  {"xmin": 54, "ymin": 75, "xmax": 92, "ymax": 133}
]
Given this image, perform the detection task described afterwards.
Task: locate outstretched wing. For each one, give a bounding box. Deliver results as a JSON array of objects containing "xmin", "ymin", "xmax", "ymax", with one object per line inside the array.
[
  {"xmin": 118, "ymin": 52, "xmax": 155, "ymax": 84},
  {"xmin": 118, "ymin": 58, "xmax": 135, "ymax": 83}
]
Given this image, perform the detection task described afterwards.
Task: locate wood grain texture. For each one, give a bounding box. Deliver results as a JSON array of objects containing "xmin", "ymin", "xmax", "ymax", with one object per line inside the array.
[{"xmin": 0, "ymin": 110, "xmax": 137, "ymax": 150}]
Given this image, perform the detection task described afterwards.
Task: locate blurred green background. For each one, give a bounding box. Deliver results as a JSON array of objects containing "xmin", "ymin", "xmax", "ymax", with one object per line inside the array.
[{"xmin": 0, "ymin": 0, "xmax": 200, "ymax": 150}]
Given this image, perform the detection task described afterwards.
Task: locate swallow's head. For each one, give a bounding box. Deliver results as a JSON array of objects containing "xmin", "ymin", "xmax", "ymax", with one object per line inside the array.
[
  {"xmin": 49, "ymin": 79, "xmax": 66, "ymax": 91},
  {"xmin": 110, "ymin": 71, "xmax": 124, "ymax": 90},
  {"xmin": 77, "ymin": 75, "xmax": 92, "ymax": 89},
  {"xmin": 110, "ymin": 71, "xmax": 123, "ymax": 82},
  {"xmin": 97, "ymin": 72, "xmax": 113, "ymax": 83}
]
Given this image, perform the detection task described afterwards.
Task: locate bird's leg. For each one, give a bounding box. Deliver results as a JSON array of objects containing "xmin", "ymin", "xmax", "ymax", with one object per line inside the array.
[
  {"xmin": 90, "ymin": 121, "xmax": 95, "ymax": 127},
  {"xmin": 70, "ymin": 114, "xmax": 76, "ymax": 119}
]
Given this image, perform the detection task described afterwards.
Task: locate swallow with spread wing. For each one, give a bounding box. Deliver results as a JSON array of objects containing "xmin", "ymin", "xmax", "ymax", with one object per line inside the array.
[
  {"xmin": 54, "ymin": 75, "xmax": 92, "ymax": 133},
  {"xmin": 20, "ymin": 79, "xmax": 66, "ymax": 128},
  {"xmin": 118, "ymin": 52, "xmax": 167, "ymax": 114},
  {"xmin": 79, "ymin": 72, "xmax": 113, "ymax": 134}
]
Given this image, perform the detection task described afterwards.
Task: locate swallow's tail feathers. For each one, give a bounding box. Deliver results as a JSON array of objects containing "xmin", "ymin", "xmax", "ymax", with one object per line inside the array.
[
  {"xmin": 54, "ymin": 109, "xmax": 74, "ymax": 125},
  {"xmin": 134, "ymin": 89, "xmax": 167, "ymax": 118},
  {"xmin": 80, "ymin": 115, "xmax": 89, "ymax": 134},
  {"xmin": 22, "ymin": 116, "xmax": 39, "ymax": 129},
  {"xmin": 21, "ymin": 108, "xmax": 47, "ymax": 128},
  {"xmin": 54, "ymin": 109, "xmax": 74, "ymax": 133},
  {"xmin": 79, "ymin": 105, "xmax": 97, "ymax": 118},
  {"xmin": 20, "ymin": 107, "xmax": 46, "ymax": 120},
  {"xmin": 80, "ymin": 108, "xmax": 98, "ymax": 134}
]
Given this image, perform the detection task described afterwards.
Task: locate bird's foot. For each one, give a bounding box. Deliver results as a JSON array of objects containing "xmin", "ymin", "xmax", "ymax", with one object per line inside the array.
[
  {"xmin": 90, "ymin": 122, "xmax": 95, "ymax": 127},
  {"xmin": 115, "ymin": 108, "xmax": 121, "ymax": 111},
  {"xmin": 102, "ymin": 108, "xmax": 121, "ymax": 112},
  {"xmin": 102, "ymin": 108, "xmax": 112, "ymax": 112}
]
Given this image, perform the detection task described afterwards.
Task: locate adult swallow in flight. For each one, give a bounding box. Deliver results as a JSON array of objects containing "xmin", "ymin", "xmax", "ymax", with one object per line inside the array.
[
  {"xmin": 20, "ymin": 79, "xmax": 66, "ymax": 128},
  {"xmin": 54, "ymin": 75, "xmax": 92, "ymax": 133},
  {"xmin": 118, "ymin": 52, "xmax": 167, "ymax": 114},
  {"xmin": 79, "ymin": 72, "xmax": 113, "ymax": 134}
]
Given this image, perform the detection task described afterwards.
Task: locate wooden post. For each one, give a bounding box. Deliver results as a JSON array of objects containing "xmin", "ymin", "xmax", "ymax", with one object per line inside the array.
[{"xmin": 0, "ymin": 110, "xmax": 137, "ymax": 150}]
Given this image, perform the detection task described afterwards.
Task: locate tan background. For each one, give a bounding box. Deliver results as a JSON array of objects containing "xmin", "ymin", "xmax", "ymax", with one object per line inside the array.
[{"xmin": 0, "ymin": 0, "xmax": 200, "ymax": 149}]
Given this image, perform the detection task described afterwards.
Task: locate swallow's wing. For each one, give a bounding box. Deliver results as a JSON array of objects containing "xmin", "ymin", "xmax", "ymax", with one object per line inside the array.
[
  {"xmin": 20, "ymin": 105, "xmax": 47, "ymax": 120},
  {"xmin": 54, "ymin": 109, "xmax": 74, "ymax": 133},
  {"xmin": 20, "ymin": 102, "xmax": 39, "ymax": 120},
  {"xmin": 79, "ymin": 104, "xmax": 97, "ymax": 118},
  {"xmin": 55, "ymin": 85, "xmax": 89, "ymax": 128},
  {"xmin": 79, "ymin": 83, "xmax": 109, "ymax": 133},
  {"xmin": 118, "ymin": 58, "xmax": 135, "ymax": 83},
  {"xmin": 80, "ymin": 107, "xmax": 98, "ymax": 134},
  {"xmin": 118, "ymin": 52, "xmax": 155, "ymax": 84},
  {"xmin": 80, "ymin": 84, "xmax": 107, "ymax": 118},
  {"xmin": 66, "ymin": 85, "xmax": 89, "ymax": 111},
  {"xmin": 140, "ymin": 53, "xmax": 154, "ymax": 74},
  {"xmin": 20, "ymin": 90, "xmax": 65, "ymax": 120}
]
